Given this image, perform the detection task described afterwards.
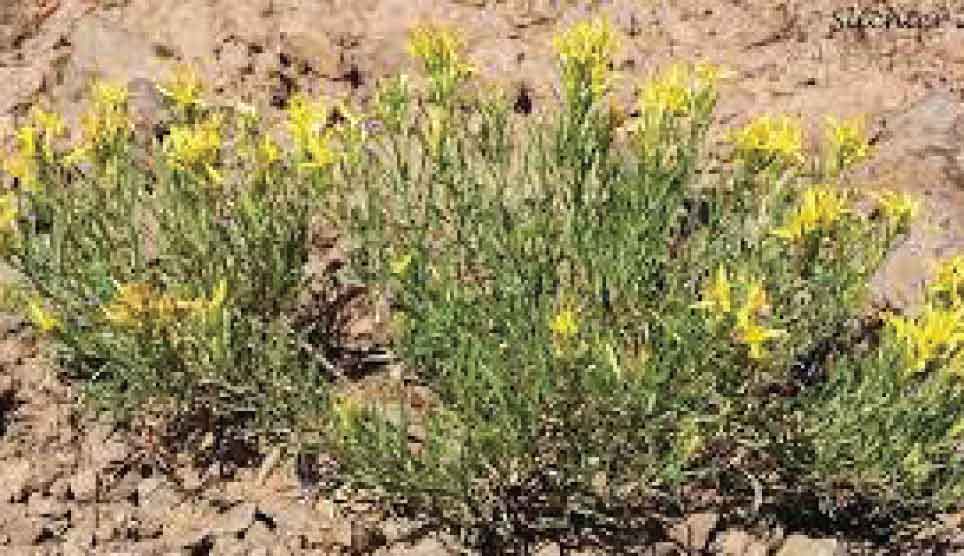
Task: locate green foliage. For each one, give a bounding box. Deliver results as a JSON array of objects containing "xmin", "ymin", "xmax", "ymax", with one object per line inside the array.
[{"xmin": 0, "ymin": 17, "xmax": 961, "ymax": 547}]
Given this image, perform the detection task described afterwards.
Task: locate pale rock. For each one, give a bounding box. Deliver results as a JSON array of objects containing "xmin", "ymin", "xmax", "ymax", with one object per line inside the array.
[{"xmin": 775, "ymin": 534, "xmax": 841, "ymax": 556}]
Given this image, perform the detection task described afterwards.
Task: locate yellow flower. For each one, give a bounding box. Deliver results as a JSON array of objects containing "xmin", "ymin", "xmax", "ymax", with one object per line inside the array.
[
  {"xmin": 885, "ymin": 303, "xmax": 964, "ymax": 375},
  {"xmin": 164, "ymin": 115, "xmax": 223, "ymax": 181},
  {"xmin": 549, "ymin": 305, "xmax": 580, "ymax": 340},
  {"xmin": 69, "ymin": 79, "xmax": 132, "ymax": 163},
  {"xmin": 691, "ymin": 263, "xmax": 732, "ymax": 318},
  {"xmin": 553, "ymin": 17, "xmax": 620, "ymax": 100},
  {"xmin": 824, "ymin": 114, "xmax": 872, "ymax": 176},
  {"xmin": 103, "ymin": 281, "xmax": 214, "ymax": 329},
  {"xmin": 102, "ymin": 282, "xmax": 154, "ymax": 327},
  {"xmin": 407, "ymin": 23, "xmax": 475, "ymax": 103},
  {"xmin": 638, "ymin": 61, "xmax": 724, "ymax": 118},
  {"xmin": 736, "ymin": 277, "xmax": 770, "ymax": 328},
  {"xmin": 771, "ymin": 185, "xmax": 851, "ymax": 243},
  {"xmin": 869, "ymin": 189, "xmax": 919, "ymax": 227},
  {"xmin": 30, "ymin": 107, "xmax": 66, "ymax": 162},
  {"xmin": 208, "ymin": 278, "xmax": 228, "ymax": 312},
  {"xmin": 27, "ymin": 296, "xmax": 60, "ymax": 334},
  {"xmin": 298, "ymin": 130, "xmax": 338, "ymax": 171},
  {"xmin": 733, "ymin": 318, "xmax": 788, "ymax": 360},
  {"xmin": 729, "ymin": 114, "xmax": 806, "ymax": 169},
  {"xmin": 390, "ymin": 253, "xmax": 413, "ymax": 277},
  {"xmin": 255, "ymin": 134, "xmax": 281, "ymax": 168},
  {"xmin": 286, "ymin": 94, "xmax": 329, "ymax": 152},
  {"xmin": 931, "ymin": 255, "xmax": 964, "ymax": 308},
  {"xmin": 157, "ymin": 63, "xmax": 205, "ymax": 115},
  {"xmin": 0, "ymin": 192, "xmax": 18, "ymax": 234},
  {"xmin": 90, "ymin": 80, "xmax": 129, "ymax": 110}
]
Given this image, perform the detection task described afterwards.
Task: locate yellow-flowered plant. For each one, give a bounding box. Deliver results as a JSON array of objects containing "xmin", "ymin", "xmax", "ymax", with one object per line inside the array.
[
  {"xmin": 287, "ymin": 94, "xmax": 329, "ymax": 151},
  {"xmin": 286, "ymin": 94, "xmax": 339, "ymax": 173},
  {"xmin": 639, "ymin": 61, "xmax": 723, "ymax": 118},
  {"xmin": 102, "ymin": 279, "xmax": 226, "ymax": 330},
  {"xmin": 2, "ymin": 124, "xmax": 40, "ymax": 192},
  {"xmin": 824, "ymin": 114, "xmax": 872, "ymax": 177},
  {"xmin": 549, "ymin": 297, "xmax": 583, "ymax": 358},
  {"xmin": 255, "ymin": 134, "xmax": 281, "ymax": 168},
  {"xmin": 884, "ymin": 302, "xmax": 964, "ymax": 378},
  {"xmin": 728, "ymin": 114, "xmax": 806, "ymax": 170},
  {"xmin": 691, "ymin": 263, "xmax": 732, "ymax": 320},
  {"xmin": 408, "ymin": 24, "xmax": 475, "ymax": 105},
  {"xmin": 27, "ymin": 295, "xmax": 60, "ymax": 335},
  {"xmin": 30, "ymin": 107, "xmax": 66, "ymax": 163},
  {"xmin": 0, "ymin": 105, "xmax": 66, "ymax": 189},
  {"xmin": 553, "ymin": 17, "xmax": 620, "ymax": 103},
  {"xmin": 163, "ymin": 114, "xmax": 224, "ymax": 184},
  {"xmin": 390, "ymin": 253, "xmax": 413, "ymax": 277},
  {"xmin": 0, "ymin": 191, "xmax": 18, "ymax": 234},
  {"xmin": 771, "ymin": 184, "xmax": 852, "ymax": 243},
  {"xmin": 930, "ymin": 255, "xmax": 964, "ymax": 308},
  {"xmin": 736, "ymin": 277, "xmax": 770, "ymax": 326},
  {"xmin": 869, "ymin": 188, "xmax": 919, "ymax": 228},
  {"xmin": 65, "ymin": 80, "xmax": 133, "ymax": 166},
  {"xmin": 692, "ymin": 268, "xmax": 786, "ymax": 360},
  {"xmin": 732, "ymin": 318, "xmax": 788, "ymax": 361},
  {"xmin": 157, "ymin": 63, "xmax": 205, "ymax": 119},
  {"xmin": 550, "ymin": 305, "xmax": 580, "ymax": 340}
]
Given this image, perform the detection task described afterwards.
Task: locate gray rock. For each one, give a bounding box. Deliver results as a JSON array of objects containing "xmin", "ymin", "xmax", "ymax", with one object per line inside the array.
[
  {"xmin": 667, "ymin": 512, "xmax": 719, "ymax": 551},
  {"xmin": 775, "ymin": 534, "xmax": 841, "ymax": 556},
  {"xmin": 67, "ymin": 468, "xmax": 97, "ymax": 503},
  {"xmin": 26, "ymin": 491, "xmax": 66, "ymax": 519},
  {"xmin": 849, "ymin": 91, "xmax": 964, "ymax": 317},
  {"xmin": 378, "ymin": 535, "xmax": 461, "ymax": 556},
  {"xmin": 211, "ymin": 501, "xmax": 257, "ymax": 537}
]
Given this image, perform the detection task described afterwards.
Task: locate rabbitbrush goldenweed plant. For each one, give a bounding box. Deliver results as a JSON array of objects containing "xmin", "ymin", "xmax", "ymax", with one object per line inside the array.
[{"xmin": 1, "ymin": 17, "xmax": 963, "ymax": 550}]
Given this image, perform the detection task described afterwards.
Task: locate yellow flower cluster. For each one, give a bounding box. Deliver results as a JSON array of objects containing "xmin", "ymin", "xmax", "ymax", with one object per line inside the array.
[
  {"xmin": 930, "ymin": 255, "xmax": 964, "ymax": 308},
  {"xmin": 868, "ymin": 188, "xmax": 919, "ymax": 228},
  {"xmin": 548, "ymin": 297, "xmax": 585, "ymax": 358},
  {"xmin": 880, "ymin": 253, "xmax": 964, "ymax": 380},
  {"xmin": 157, "ymin": 64, "xmax": 205, "ymax": 117},
  {"xmin": 885, "ymin": 302, "xmax": 964, "ymax": 378},
  {"xmin": 549, "ymin": 306, "xmax": 579, "ymax": 339},
  {"xmin": 691, "ymin": 264, "xmax": 787, "ymax": 360},
  {"xmin": 771, "ymin": 184, "xmax": 851, "ymax": 243},
  {"xmin": 407, "ymin": 24, "xmax": 475, "ymax": 104},
  {"xmin": 30, "ymin": 107, "xmax": 67, "ymax": 162},
  {"xmin": 553, "ymin": 17, "xmax": 620, "ymax": 100},
  {"xmin": 66, "ymin": 80, "xmax": 133, "ymax": 165},
  {"xmin": 0, "ymin": 192, "xmax": 17, "ymax": 234},
  {"xmin": 824, "ymin": 114, "xmax": 872, "ymax": 176},
  {"xmin": 163, "ymin": 114, "xmax": 224, "ymax": 183},
  {"xmin": 639, "ymin": 61, "xmax": 722, "ymax": 117},
  {"xmin": 286, "ymin": 94, "xmax": 338, "ymax": 172},
  {"xmin": 2, "ymin": 125, "xmax": 39, "ymax": 191},
  {"xmin": 28, "ymin": 295, "xmax": 60, "ymax": 335},
  {"xmin": 728, "ymin": 114, "xmax": 806, "ymax": 169},
  {"xmin": 102, "ymin": 278, "xmax": 227, "ymax": 330}
]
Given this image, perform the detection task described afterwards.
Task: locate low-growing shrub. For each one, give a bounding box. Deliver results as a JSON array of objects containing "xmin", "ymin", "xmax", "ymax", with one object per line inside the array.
[{"xmin": 0, "ymin": 14, "xmax": 961, "ymax": 550}]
